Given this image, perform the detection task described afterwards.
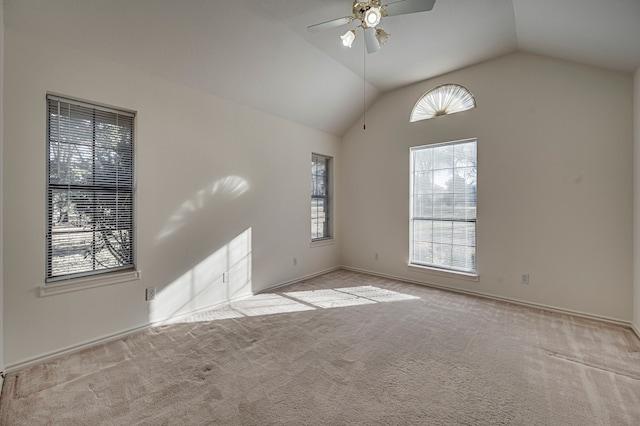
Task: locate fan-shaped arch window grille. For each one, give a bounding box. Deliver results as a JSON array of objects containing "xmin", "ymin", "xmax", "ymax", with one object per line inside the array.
[{"xmin": 410, "ymin": 84, "xmax": 476, "ymax": 122}]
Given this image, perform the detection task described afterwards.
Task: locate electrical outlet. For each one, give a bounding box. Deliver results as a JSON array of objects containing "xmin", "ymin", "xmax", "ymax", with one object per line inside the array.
[
  {"xmin": 145, "ymin": 287, "xmax": 156, "ymax": 301},
  {"xmin": 375, "ymin": 252, "xmax": 379, "ymax": 261},
  {"xmin": 520, "ymin": 273, "xmax": 529, "ymax": 284},
  {"xmin": 223, "ymin": 272, "xmax": 229, "ymax": 283},
  {"xmin": 293, "ymin": 257, "xmax": 298, "ymax": 266}
]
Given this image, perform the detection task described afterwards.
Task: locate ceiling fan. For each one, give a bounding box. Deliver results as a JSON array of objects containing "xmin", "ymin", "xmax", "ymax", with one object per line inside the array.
[{"xmin": 308, "ymin": 0, "xmax": 436, "ymax": 53}]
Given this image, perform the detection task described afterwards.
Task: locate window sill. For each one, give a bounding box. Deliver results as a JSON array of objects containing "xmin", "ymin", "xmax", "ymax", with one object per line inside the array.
[
  {"xmin": 408, "ymin": 263, "xmax": 479, "ymax": 282},
  {"xmin": 310, "ymin": 238, "xmax": 334, "ymax": 248},
  {"xmin": 40, "ymin": 270, "xmax": 141, "ymax": 297}
]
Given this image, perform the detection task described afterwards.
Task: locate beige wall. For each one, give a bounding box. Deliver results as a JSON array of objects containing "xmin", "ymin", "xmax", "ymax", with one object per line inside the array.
[
  {"xmin": 2, "ymin": 28, "xmax": 341, "ymax": 368},
  {"xmin": 634, "ymin": 66, "xmax": 640, "ymax": 333},
  {"xmin": 340, "ymin": 52, "xmax": 633, "ymax": 322}
]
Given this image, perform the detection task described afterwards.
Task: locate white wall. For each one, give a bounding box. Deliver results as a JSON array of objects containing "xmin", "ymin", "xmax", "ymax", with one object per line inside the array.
[
  {"xmin": 634, "ymin": 66, "xmax": 640, "ymax": 335},
  {"xmin": 2, "ymin": 27, "xmax": 340, "ymax": 368},
  {"xmin": 341, "ymin": 52, "xmax": 634, "ymax": 322}
]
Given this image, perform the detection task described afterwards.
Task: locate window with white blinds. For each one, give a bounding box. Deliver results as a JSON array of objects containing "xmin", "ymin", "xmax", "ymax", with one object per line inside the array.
[
  {"xmin": 410, "ymin": 139, "xmax": 477, "ymax": 274},
  {"xmin": 311, "ymin": 154, "xmax": 331, "ymax": 241},
  {"xmin": 46, "ymin": 95, "xmax": 135, "ymax": 282}
]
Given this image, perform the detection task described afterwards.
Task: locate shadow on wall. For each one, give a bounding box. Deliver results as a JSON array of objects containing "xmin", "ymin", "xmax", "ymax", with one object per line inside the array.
[
  {"xmin": 156, "ymin": 175, "xmax": 249, "ymax": 241},
  {"xmin": 149, "ymin": 175, "xmax": 252, "ymax": 323},
  {"xmin": 149, "ymin": 227, "xmax": 253, "ymax": 323}
]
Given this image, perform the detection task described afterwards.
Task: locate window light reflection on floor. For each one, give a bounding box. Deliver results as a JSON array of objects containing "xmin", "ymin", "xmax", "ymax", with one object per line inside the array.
[
  {"xmin": 284, "ymin": 289, "xmax": 376, "ymax": 309},
  {"xmin": 230, "ymin": 294, "xmax": 315, "ymax": 317},
  {"xmin": 285, "ymin": 286, "xmax": 419, "ymax": 309},
  {"xmin": 170, "ymin": 286, "xmax": 419, "ymax": 324}
]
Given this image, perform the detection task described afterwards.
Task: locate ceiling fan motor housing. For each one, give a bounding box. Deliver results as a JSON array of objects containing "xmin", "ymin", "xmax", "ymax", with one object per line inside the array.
[{"xmin": 353, "ymin": 0, "xmax": 383, "ymax": 28}]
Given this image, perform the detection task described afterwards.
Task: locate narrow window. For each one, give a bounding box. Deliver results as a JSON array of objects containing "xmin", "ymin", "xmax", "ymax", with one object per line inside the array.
[
  {"xmin": 47, "ymin": 95, "xmax": 135, "ymax": 282},
  {"xmin": 410, "ymin": 139, "xmax": 477, "ymax": 274},
  {"xmin": 311, "ymin": 154, "xmax": 331, "ymax": 241}
]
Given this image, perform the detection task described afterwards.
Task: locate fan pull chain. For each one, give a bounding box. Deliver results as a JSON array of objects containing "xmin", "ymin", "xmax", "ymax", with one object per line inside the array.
[{"xmin": 363, "ymin": 37, "xmax": 366, "ymax": 130}]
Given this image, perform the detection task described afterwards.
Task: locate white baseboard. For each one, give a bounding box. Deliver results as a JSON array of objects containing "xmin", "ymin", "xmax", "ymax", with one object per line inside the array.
[
  {"xmin": 5, "ymin": 266, "xmax": 342, "ymax": 374},
  {"xmin": 4, "ymin": 293, "xmax": 252, "ymax": 374},
  {"xmin": 5, "ymin": 323, "xmax": 151, "ymax": 373},
  {"xmin": 632, "ymin": 323, "xmax": 640, "ymax": 341},
  {"xmin": 342, "ymin": 265, "xmax": 632, "ymax": 328}
]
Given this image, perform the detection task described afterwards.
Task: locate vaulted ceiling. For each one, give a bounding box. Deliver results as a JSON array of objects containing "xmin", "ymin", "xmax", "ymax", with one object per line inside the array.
[{"xmin": 5, "ymin": 0, "xmax": 640, "ymax": 136}]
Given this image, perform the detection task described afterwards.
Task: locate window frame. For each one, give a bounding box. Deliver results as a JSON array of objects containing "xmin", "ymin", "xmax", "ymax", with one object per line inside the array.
[
  {"xmin": 311, "ymin": 153, "xmax": 332, "ymax": 242},
  {"xmin": 409, "ymin": 138, "xmax": 477, "ymax": 276},
  {"xmin": 46, "ymin": 94, "xmax": 136, "ymax": 283}
]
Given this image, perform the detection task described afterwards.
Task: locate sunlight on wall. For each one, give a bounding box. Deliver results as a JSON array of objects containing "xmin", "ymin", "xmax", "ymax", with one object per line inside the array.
[
  {"xmin": 156, "ymin": 175, "xmax": 250, "ymax": 241},
  {"xmin": 149, "ymin": 228, "xmax": 253, "ymax": 322}
]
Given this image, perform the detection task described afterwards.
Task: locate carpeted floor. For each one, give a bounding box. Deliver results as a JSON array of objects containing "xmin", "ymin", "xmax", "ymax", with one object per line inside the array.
[{"xmin": 1, "ymin": 269, "xmax": 639, "ymax": 425}]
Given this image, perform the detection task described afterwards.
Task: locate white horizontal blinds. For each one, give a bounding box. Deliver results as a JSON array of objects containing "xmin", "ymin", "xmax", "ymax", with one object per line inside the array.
[
  {"xmin": 411, "ymin": 139, "xmax": 477, "ymax": 273},
  {"xmin": 47, "ymin": 95, "xmax": 135, "ymax": 281},
  {"xmin": 311, "ymin": 154, "xmax": 330, "ymax": 240}
]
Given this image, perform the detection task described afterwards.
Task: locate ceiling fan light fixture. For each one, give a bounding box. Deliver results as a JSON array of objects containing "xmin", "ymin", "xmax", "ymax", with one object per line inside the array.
[
  {"xmin": 340, "ymin": 29, "xmax": 356, "ymax": 47},
  {"xmin": 364, "ymin": 7, "xmax": 382, "ymax": 27},
  {"xmin": 375, "ymin": 28, "xmax": 389, "ymax": 45}
]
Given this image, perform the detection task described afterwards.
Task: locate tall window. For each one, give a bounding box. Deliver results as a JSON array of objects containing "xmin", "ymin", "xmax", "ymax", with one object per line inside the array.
[
  {"xmin": 410, "ymin": 139, "xmax": 477, "ymax": 274},
  {"xmin": 311, "ymin": 154, "xmax": 331, "ymax": 241},
  {"xmin": 47, "ymin": 95, "xmax": 135, "ymax": 282}
]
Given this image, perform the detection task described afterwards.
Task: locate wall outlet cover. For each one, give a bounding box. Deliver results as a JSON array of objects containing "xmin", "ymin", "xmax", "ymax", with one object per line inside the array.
[{"xmin": 145, "ymin": 287, "xmax": 156, "ymax": 301}]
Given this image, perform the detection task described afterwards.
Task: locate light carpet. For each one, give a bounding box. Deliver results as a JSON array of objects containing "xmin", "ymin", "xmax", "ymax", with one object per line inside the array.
[{"xmin": 1, "ymin": 270, "xmax": 639, "ymax": 425}]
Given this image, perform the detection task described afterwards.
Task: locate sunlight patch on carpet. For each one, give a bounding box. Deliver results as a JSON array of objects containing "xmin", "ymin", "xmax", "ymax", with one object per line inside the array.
[
  {"xmin": 284, "ymin": 286, "xmax": 418, "ymax": 309},
  {"xmin": 230, "ymin": 294, "xmax": 315, "ymax": 316},
  {"xmin": 169, "ymin": 286, "xmax": 418, "ymax": 324},
  {"xmin": 167, "ymin": 307, "xmax": 244, "ymax": 324},
  {"xmin": 336, "ymin": 285, "xmax": 420, "ymax": 302},
  {"xmin": 284, "ymin": 289, "xmax": 376, "ymax": 309}
]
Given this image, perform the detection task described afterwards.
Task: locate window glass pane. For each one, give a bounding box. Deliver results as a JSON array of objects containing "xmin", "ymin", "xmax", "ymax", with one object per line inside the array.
[
  {"xmin": 413, "ymin": 242, "xmax": 433, "ymax": 264},
  {"xmin": 433, "ymin": 145, "xmax": 453, "ymax": 170},
  {"xmin": 412, "ymin": 195, "xmax": 433, "ymax": 218},
  {"xmin": 452, "ymin": 245, "xmax": 476, "ymax": 271},
  {"xmin": 432, "ymin": 243, "xmax": 453, "ymax": 267},
  {"xmin": 452, "ymin": 222, "xmax": 475, "ymax": 246},
  {"xmin": 431, "ymin": 220, "xmax": 452, "ymax": 244},
  {"xmin": 454, "ymin": 142, "xmax": 476, "ymax": 168},
  {"xmin": 453, "ymin": 194, "xmax": 476, "ymax": 220},
  {"xmin": 433, "ymin": 169, "xmax": 453, "ymax": 193},
  {"xmin": 413, "ymin": 170, "xmax": 432, "ymax": 195},
  {"xmin": 412, "ymin": 221, "xmax": 433, "ymax": 264},
  {"xmin": 413, "ymin": 148, "xmax": 433, "ymax": 172},
  {"xmin": 413, "ymin": 220, "xmax": 433, "ymax": 244},
  {"xmin": 431, "ymin": 194, "xmax": 454, "ymax": 220}
]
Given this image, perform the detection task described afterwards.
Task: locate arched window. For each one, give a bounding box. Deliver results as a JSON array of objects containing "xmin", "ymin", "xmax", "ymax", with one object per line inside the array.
[{"xmin": 410, "ymin": 84, "xmax": 476, "ymax": 122}]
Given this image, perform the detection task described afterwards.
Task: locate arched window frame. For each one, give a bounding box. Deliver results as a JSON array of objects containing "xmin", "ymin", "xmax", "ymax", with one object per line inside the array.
[{"xmin": 410, "ymin": 84, "xmax": 476, "ymax": 123}]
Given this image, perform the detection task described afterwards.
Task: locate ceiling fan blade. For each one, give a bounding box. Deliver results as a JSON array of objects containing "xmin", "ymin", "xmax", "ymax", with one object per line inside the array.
[
  {"xmin": 383, "ymin": 0, "xmax": 436, "ymax": 17},
  {"xmin": 307, "ymin": 16, "xmax": 354, "ymax": 33},
  {"xmin": 364, "ymin": 27, "xmax": 380, "ymax": 54}
]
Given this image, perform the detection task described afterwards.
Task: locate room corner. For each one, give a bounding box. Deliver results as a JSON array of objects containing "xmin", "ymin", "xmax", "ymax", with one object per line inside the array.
[{"xmin": 634, "ymin": 65, "xmax": 640, "ymax": 338}]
